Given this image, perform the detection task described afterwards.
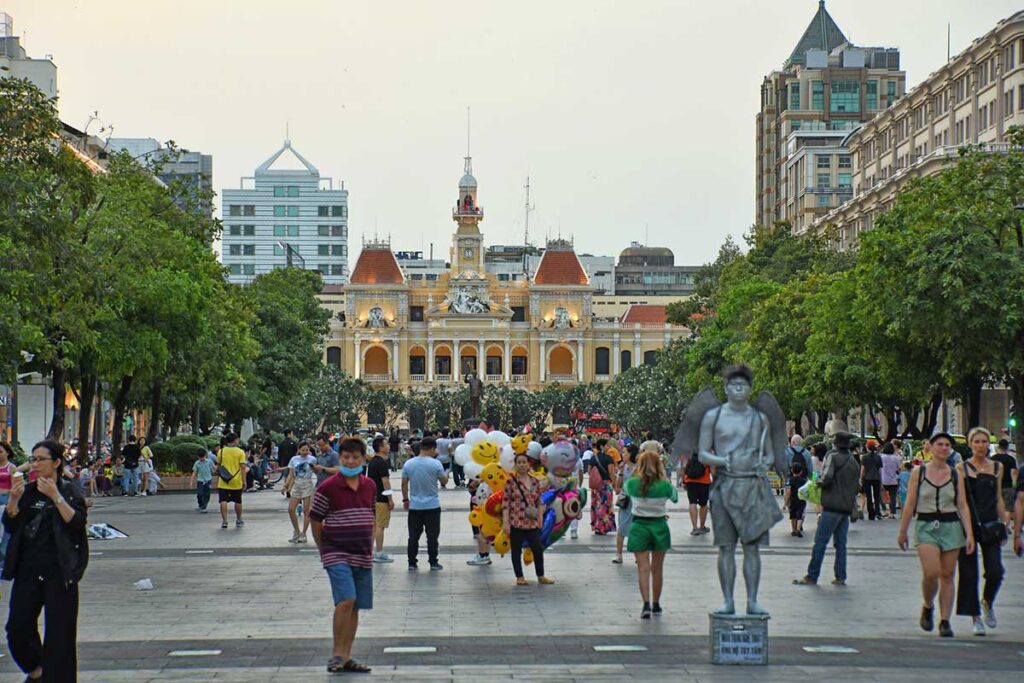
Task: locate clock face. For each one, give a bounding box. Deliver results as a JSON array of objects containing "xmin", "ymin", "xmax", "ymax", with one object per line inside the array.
[{"xmin": 463, "ymin": 248, "xmax": 473, "ymax": 259}]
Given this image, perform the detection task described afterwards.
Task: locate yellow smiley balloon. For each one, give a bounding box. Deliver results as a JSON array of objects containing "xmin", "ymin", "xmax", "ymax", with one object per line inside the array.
[{"xmin": 471, "ymin": 441, "xmax": 500, "ymax": 466}]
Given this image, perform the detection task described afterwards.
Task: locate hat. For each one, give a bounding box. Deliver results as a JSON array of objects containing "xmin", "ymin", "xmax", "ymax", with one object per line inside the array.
[{"xmin": 832, "ymin": 431, "xmax": 853, "ymax": 449}]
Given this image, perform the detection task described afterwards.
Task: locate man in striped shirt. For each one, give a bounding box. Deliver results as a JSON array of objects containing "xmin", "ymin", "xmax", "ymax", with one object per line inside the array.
[{"xmin": 310, "ymin": 437, "xmax": 375, "ymax": 674}]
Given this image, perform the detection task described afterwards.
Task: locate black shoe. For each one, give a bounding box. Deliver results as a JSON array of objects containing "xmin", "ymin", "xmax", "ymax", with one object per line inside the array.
[
  {"xmin": 796, "ymin": 531, "xmax": 804, "ymax": 537},
  {"xmin": 939, "ymin": 620, "xmax": 954, "ymax": 638},
  {"xmin": 641, "ymin": 602, "xmax": 652, "ymax": 619},
  {"xmin": 919, "ymin": 606, "xmax": 934, "ymax": 632},
  {"xmin": 408, "ymin": 563, "xmax": 418, "ymax": 571},
  {"xmin": 429, "ymin": 562, "xmax": 444, "ymax": 571},
  {"xmin": 652, "ymin": 602, "xmax": 663, "ymax": 615}
]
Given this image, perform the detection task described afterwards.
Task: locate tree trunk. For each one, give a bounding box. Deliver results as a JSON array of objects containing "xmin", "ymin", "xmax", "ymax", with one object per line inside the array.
[
  {"xmin": 815, "ymin": 409, "xmax": 829, "ymax": 434},
  {"xmin": 192, "ymin": 402, "xmax": 200, "ymax": 434},
  {"xmin": 921, "ymin": 392, "xmax": 943, "ymax": 439},
  {"xmin": 76, "ymin": 374, "xmax": 96, "ymax": 464},
  {"xmin": 147, "ymin": 380, "xmax": 162, "ymax": 442},
  {"xmin": 792, "ymin": 412, "xmax": 804, "ymax": 436},
  {"xmin": 904, "ymin": 405, "xmax": 921, "ymax": 439},
  {"xmin": 111, "ymin": 375, "xmax": 133, "ymax": 458},
  {"xmin": 93, "ymin": 380, "xmax": 103, "ymax": 460},
  {"xmin": 883, "ymin": 406, "xmax": 899, "ymax": 442},
  {"xmin": 46, "ymin": 365, "xmax": 67, "ymax": 441},
  {"xmin": 168, "ymin": 405, "xmax": 180, "ymax": 437},
  {"xmin": 963, "ymin": 376, "xmax": 983, "ymax": 429}
]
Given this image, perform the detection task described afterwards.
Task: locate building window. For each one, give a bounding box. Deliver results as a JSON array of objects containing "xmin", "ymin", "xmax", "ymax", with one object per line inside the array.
[
  {"xmin": 331, "ymin": 205, "xmax": 346, "ymax": 217},
  {"xmin": 318, "ymin": 226, "xmax": 330, "ymax": 236},
  {"xmin": 228, "ymin": 245, "xmax": 241, "ymax": 255},
  {"xmin": 486, "ymin": 355, "xmax": 502, "ymax": 376},
  {"xmin": 243, "ymin": 205, "xmax": 255, "ymax": 216},
  {"xmin": 326, "ymin": 347, "xmax": 342, "ymax": 367},
  {"xmin": 460, "ymin": 356, "xmax": 477, "ymax": 376},
  {"xmin": 817, "ymin": 194, "xmax": 831, "ymax": 207},
  {"xmin": 511, "ymin": 355, "xmax": 528, "ymax": 375},
  {"xmin": 318, "ymin": 264, "xmax": 330, "ymax": 275},
  {"xmin": 331, "ymin": 225, "xmax": 344, "ymax": 237},
  {"xmin": 643, "ymin": 350, "xmax": 657, "ymax": 365},
  {"xmin": 332, "ymin": 245, "xmax": 344, "ymax": 256},
  {"xmin": 229, "ymin": 225, "xmax": 241, "ymax": 235},
  {"xmin": 816, "ymin": 155, "xmax": 831, "ymax": 169},
  {"xmin": 288, "ymin": 205, "xmax": 299, "ymax": 217},
  {"xmin": 274, "ymin": 225, "xmax": 285, "ymax": 237},
  {"xmin": 811, "ymin": 81, "xmax": 824, "ymax": 110},
  {"xmin": 318, "ymin": 206, "xmax": 329, "ymax": 217},
  {"xmin": 274, "ymin": 205, "xmax": 286, "ymax": 217},
  {"xmin": 241, "ymin": 264, "xmax": 255, "ymax": 275},
  {"xmin": 830, "ymin": 80, "xmax": 860, "ymax": 113},
  {"xmin": 595, "ymin": 347, "xmax": 610, "ymax": 375},
  {"xmin": 243, "ymin": 245, "xmax": 255, "ymax": 256},
  {"xmin": 886, "ymin": 81, "xmax": 897, "ymax": 107},
  {"xmin": 435, "ymin": 355, "xmax": 451, "ymax": 375},
  {"xmin": 229, "ymin": 205, "xmax": 241, "ymax": 216},
  {"xmin": 838, "ymin": 155, "xmax": 851, "ymax": 168},
  {"xmin": 228, "ymin": 264, "xmax": 241, "ymax": 275},
  {"xmin": 410, "ymin": 306, "xmax": 424, "ymax": 322},
  {"xmin": 511, "ymin": 306, "xmax": 526, "ymax": 322},
  {"xmin": 409, "ymin": 355, "xmax": 426, "ymax": 375},
  {"xmin": 816, "ymin": 173, "xmax": 831, "ymax": 188},
  {"xmin": 497, "ymin": 273, "xmax": 509, "ymax": 281},
  {"xmin": 288, "ymin": 225, "xmax": 299, "ymax": 237},
  {"xmin": 866, "ymin": 80, "xmax": 878, "ymax": 110},
  {"xmin": 274, "ymin": 186, "xmax": 286, "ymax": 197},
  {"xmin": 789, "ymin": 81, "xmax": 800, "ymax": 110},
  {"xmin": 318, "ymin": 245, "xmax": 329, "ymax": 256},
  {"xmin": 838, "ymin": 172, "xmax": 852, "ymax": 189},
  {"xmin": 620, "ymin": 349, "xmax": 632, "ymax": 372},
  {"xmin": 273, "ymin": 245, "xmax": 284, "ymax": 256},
  {"xmin": 244, "ymin": 225, "xmax": 255, "ymax": 236}
]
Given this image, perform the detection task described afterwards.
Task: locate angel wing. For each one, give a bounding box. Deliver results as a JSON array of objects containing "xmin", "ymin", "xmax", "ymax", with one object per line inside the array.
[
  {"xmin": 751, "ymin": 390, "xmax": 789, "ymax": 478},
  {"xmin": 670, "ymin": 387, "xmax": 721, "ymax": 459}
]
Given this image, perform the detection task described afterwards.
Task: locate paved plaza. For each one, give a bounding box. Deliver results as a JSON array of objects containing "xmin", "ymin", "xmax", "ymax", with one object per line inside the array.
[{"xmin": 2, "ymin": 487, "xmax": 1022, "ymax": 681}]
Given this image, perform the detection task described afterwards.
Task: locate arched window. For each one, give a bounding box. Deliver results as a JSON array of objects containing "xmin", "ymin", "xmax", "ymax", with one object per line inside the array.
[
  {"xmin": 595, "ymin": 347, "xmax": 610, "ymax": 375},
  {"xmin": 326, "ymin": 347, "xmax": 341, "ymax": 367},
  {"xmin": 620, "ymin": 349, "xmax": 632, "ymax": 372},
  {"xmin": 643, "ymin": 350, "xmax": 657, "ymax": 365}
]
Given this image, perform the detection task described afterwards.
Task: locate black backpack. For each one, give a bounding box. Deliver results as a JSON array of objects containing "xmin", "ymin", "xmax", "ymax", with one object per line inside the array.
[{"xmin": 685, "ymin": 454, "xmax": 706, "ymax": 479}]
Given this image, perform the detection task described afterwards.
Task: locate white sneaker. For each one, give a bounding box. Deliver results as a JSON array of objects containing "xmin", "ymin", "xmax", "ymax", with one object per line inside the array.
[
  {"xmin": 570, "ymin": 529, "xmax": 578, "ymax": 539},
  {"xmin": 466, "ymin": 555, "xmax": 492, "ymax": 566},
  {"xmin": 373, "ymin": 552, "xmax": 394, "ymax": 563},
  {"xmin": 972, "ymin": 617, "xmax": 986, "ymax": 636},
  {"xmin": 140, "ymin": 492, "xmax": 147, "ymax": 497},
  {"xmin": 982, "ymin": 600, "xmax": 996, "ymax": 629},
  {"xmin": 612, "ymin": 554, "xmax": 623, "ymax": 564}
]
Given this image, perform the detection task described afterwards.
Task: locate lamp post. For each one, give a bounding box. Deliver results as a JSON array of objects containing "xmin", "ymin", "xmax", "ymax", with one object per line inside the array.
[
  {"xmin": 277, "ymin": 241, "xmax": 305, "ymax": 269},
  {"xmin": 10, "ymin": 351, "xmax": 34, "ymax": 447}
]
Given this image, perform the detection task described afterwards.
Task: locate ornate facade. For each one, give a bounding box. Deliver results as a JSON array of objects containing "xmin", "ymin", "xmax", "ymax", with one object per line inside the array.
[{"xmin": 323, "ymin": 155, "xmax": 689, "ymax": 389}]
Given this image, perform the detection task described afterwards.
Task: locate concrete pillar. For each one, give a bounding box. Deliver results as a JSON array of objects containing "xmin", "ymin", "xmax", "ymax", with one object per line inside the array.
[
  {"xmin": 392, "ymin": 338, "xmax": 400, "ymax": 382},
  {"xmin": 576, "ymin": 339, "xmax": 584, "ymax": 382},
  {"xmin": 539, "ymin": 339, "xmax": 547, "ymax": 383},
  {"xmin": 354, "ymin": 338, "xmax": 361, "ymax": 379},
  {"xmin": 427, "ymin": 339, "xmax": 434, "ymax": 382},
  {"xmin": 503, "ymin": 338, "xmax": 511, "ymax": 382},
  {"xmin": 613, "ymin": 334, "xmax": 620, "ymax": 375}
]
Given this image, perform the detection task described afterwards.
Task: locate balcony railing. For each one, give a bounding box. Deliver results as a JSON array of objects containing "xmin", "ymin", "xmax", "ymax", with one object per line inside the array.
[
  {"xmin": 409, "ymin": 374, "xmax": 426, "ymax": 382},
  {"xmin": 363, "ymin": 374, "xmax": 390, "ymax": 382},
  {"xmin": 485, "ymin": 374, "xmax": 502, "ymax": 382},
  {"xmin": 434, "ymin": 374, "xmax": 452, "ymax": 383},
  {"xmin": 548, "ymin": 374, "xmax": 576, "ymax": 383},
  {"xmin": 453, "ymin": 206, "xmax": 483, "ymax": 217},
  {"xmin": 511, "ymin": 374, "xmax": 527, "ymax": 384},
  {"xmin": 595, "ymin": 374, "xmax": 611, "ymax": 382}
]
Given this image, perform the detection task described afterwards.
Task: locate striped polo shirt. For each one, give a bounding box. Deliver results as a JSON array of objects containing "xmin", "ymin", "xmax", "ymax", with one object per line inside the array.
[{"xmin": 309, "ymin": 474, "xmax": 376, "ymax": 569}]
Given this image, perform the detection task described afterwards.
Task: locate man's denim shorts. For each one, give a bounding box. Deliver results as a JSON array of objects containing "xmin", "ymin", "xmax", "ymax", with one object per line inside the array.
[{"xmin": 325, "ymin": 563, "xmax": 373, "ymax": 610}]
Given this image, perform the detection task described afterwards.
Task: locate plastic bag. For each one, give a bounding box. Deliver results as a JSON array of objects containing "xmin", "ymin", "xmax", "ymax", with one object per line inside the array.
[
  {"xmin": 797, "ymin": 479, "xmax": 821, "ymax": 504},
  {"xmin": 133, "ymin": 578, "xmax": 154, "ymax": 591}
]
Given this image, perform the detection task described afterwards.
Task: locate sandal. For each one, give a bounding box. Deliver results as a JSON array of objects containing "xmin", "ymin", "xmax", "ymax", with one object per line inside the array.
[
  {"xmin": 342, "ymin": 658, "xmax": 372, "ymax": 673},
  {"xmin": 792, "ymin": 576, "xmax": 817, "ymax": 585},
  {"xmin": 516, "ymin": 577, "xmax": 529, "ymax": 586},
  {"xmin": 537, "ymin": 576, "xmax": 555, "ymax": 585},
  {"xmin": 326, "ymin": 656, "xmax": 345, "ymax": 673}
]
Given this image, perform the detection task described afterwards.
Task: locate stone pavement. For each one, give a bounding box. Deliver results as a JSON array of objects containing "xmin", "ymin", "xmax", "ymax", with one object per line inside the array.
[{"xmin": 1, "ymin": 485, "xmax": 1022, "ymax": 681}]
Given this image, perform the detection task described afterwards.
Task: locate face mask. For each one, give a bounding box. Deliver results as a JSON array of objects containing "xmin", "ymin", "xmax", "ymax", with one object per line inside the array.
[{"xmin": 340, "ymin": 465, "xmax": 363, "ymax": 477}]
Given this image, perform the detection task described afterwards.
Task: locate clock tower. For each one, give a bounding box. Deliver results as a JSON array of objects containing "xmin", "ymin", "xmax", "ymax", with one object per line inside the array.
[{"xmin": 452, "ymin": 155, "xmax": 484, "ymax": 274}]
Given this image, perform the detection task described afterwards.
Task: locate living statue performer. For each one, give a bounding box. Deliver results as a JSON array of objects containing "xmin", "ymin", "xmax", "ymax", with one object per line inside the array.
[{"xmin": 671, "ymin": 364, "xmax": 788, "ymax": 615}]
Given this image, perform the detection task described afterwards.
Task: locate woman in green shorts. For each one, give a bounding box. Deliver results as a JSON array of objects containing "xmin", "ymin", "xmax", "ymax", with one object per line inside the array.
[
  {"xmin": 623, "ymin": 441, "xmax": 678, "ymax": 619},
  {"xmin": 898, "ymin": 432, "xmax": 975, "ymax": 638}
]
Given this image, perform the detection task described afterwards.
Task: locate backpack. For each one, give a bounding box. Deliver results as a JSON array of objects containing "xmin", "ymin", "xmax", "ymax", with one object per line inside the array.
[
  {"xmin": 685, "ymin": 454, "xmax": 707, "ymax": 480},
  {"xmin": 790, "ymin": 448, "xmax": 809, "ymax": 474}
]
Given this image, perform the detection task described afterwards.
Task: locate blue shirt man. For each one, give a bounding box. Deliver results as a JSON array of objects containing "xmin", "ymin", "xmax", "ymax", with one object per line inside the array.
[{"xmin": 400, "ymin": 437, "xmax": 449, "ymax": 570}]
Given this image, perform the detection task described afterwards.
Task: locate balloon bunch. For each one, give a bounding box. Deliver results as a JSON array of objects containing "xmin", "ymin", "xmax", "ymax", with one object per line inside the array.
[{"xmin": 461, "ymin": 430, "xmax": 586, "ymax": 564}]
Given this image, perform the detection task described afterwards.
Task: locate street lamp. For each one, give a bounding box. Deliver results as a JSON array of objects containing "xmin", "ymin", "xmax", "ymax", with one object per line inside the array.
[{"xmin": 277, "ymin": 241, "xmax": 305, "ymax": 269}]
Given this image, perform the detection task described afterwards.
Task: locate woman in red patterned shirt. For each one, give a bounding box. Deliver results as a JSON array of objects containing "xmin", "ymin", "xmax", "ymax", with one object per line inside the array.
[{"xmin": 502, "ymin": 453, "xmax": 554, "ymax": 586}]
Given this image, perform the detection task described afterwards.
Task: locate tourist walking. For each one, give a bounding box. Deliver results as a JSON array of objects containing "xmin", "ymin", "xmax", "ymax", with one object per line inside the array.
[
  {"xmin": 277, "ymin": 429, "xmax": 298, "ymax": 470},
  {"xmin": 216, "ymin": 433, "xmax": 248, "ymax": 529},
  {"xmin": 502, "ymin": 452, "xmax": 554, "ymax": 585},
  {"xmin": 314, "ymin": 433, "xmax": 340, "ymax": 485},
  {"xmin": 991, "ymin": 439, "xmax": 1018, "ymax": 515},
  {"xmin": 285, "ymin": 441, "xmax": 318, "ymax": 543},
  {"xmin": 4, "ymin": 440, "xmax": 89, "ymax": 682},
  {"xmin": 588, "ymin": 438, "xmax": 618, "ymax": 535},
  {"xmin": 188, "ymin": 447, "xmax": 214, "ymax": 513},
  {"xmin": 880, "ymin": 442, "xmax": 901, "ymax": 518},
  {"xmin": 683, "ymin": 449, "xmax": 712, "ymax": 536},
  {"xmin": 121, "ymin": 435, "xmax": 141, "ymax": 496},
  {"xmin": 784, "ymin": 459, "xmax": 808, "ymax": 536},
  {"xmin": 366, "ymin": 438, "xmax": 395, "ymax": 563},
  {"xmin": 861, "ymin": 442, "xmax": 883, "ymax": 520},
  {"xmin": 897, "ymin": 432, "xmax": 975, "ymax": 638},
  {"xmin": 612, "ymin": 444, "xmax": 638, "ymax": 564},
  {"xmin": 0, "ymin": 442, "xmax": 16, "ymax": 571},
  {"xmin": 624, "ymin": 442, "xmax": 678, "ymax": 618},
  {"xmin": 794, "ymin": 432, "xmax": 861, "ymax": 586},
  {"xmin": 310, "ymin": 437, "xmax": 375, "ymax": 674},
  {"xmin": 785, "ymin": 435, "xmax": 811, "ymax": 476},
  {"xmin": 956, "ymin": 427, "xmax": 1007, "ymax": 636},
  {"xmin": 138, "ymin": 436, "xmax": 154, "ymax": 497},
  {"xmin": 402, "ymin": 436, "xmax": 448, "ymax": 570}
]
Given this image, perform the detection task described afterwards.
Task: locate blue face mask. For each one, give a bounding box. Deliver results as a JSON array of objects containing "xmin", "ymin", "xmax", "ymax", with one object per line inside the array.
[{"xmin": 340, "ymin": 465, "xmax": 363, "ymax": 477}]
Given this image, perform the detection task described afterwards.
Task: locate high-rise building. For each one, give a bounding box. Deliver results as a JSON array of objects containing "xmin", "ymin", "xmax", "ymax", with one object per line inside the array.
[
  {"xmin": 756, "ymin": 1, "xmax": 904, "ymax": 230},
  {"xmin": 809, "ymin": 11, "xmax": 1024, "ymax": 249},
  {"xmin": 108, "ymin": 138, "xmax": 213, "ymax": 215},
  {"xmin": 220, "ymin": 140, "xmax": 348, "ymax": 284},
  {"xmin": 0, "ymin": 13, "xmax": 56, "ymax": 98}
]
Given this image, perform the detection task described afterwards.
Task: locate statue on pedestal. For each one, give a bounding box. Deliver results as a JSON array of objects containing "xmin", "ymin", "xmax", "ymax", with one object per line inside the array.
[
  {"xmin": 672, "ymin": 365, "xmax": 788, "ymax": 616},
  {"xmin": 465, "ymin": 373, "xmax": 483, "ymax": 421}
]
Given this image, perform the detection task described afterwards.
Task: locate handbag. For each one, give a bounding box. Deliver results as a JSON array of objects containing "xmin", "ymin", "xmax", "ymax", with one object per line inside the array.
[
  {"xmin": 964, "ymin": 462, "xmax": 1009, "ymax": 545},
  {"xmin": 216, "ymin": 454, "xmax": 237, "ymax": 482},
  {"xmin": 615, "ymin": 494, "xmax": 631, "ymax": 510},
  {"xmin": 588, "ymin": 455, "xmax": 609, "ymax": 490}
]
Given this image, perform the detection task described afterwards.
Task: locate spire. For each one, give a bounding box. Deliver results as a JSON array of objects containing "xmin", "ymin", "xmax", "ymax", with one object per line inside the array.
[{"xmin": 787, "ymin": 1, "xmax": 847, "ymax": 66}]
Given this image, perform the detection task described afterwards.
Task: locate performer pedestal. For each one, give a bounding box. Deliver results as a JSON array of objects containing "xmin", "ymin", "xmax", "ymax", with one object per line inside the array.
[{"xmin": 709, "ymin": 612, "xmax": 769, "ymax": 665}]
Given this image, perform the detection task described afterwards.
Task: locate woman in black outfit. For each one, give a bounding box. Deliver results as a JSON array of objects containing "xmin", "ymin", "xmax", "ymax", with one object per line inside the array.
[
  {"xmin": 956, "ymin": 427, "xmax": 1007, "ymax": 636},
  {"xmin": 3, "ymin": 440, "xmax": 89, "ymax": 682}
]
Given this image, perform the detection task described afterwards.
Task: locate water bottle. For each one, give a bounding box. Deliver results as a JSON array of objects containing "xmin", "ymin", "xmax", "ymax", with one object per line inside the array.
[{"xmin": 297, "ymin": 501, "xmax": 303, "ymax": 516}]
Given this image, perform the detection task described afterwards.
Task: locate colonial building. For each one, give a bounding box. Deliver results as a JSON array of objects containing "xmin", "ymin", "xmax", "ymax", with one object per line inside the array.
[{"xmin": 323, "ymin": 155, "xmax": 689, "ymax": 389}]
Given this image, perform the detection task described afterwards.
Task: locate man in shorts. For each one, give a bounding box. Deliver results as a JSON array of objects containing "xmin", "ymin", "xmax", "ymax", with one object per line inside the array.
[
  {"xmin": 310, "ymin": 438, "xmax": 375, "ymax": 674},
  {"xmin": 216, "ymin": 433, "xmax": 248, "ymax": 529},
  {"xmin": 367, "ymin": 436, "xmax": 394, "ymax": 563},
  {"xmin": 683, "ymin": 455, "xmax": 712, "ymax": 535}
]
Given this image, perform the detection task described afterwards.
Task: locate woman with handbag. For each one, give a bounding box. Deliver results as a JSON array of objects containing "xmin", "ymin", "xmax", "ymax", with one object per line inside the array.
[
  {"xmin": 613, "ymin": 444, "xmax": 639, "ymax": 564},
  {"xmin": 588, "ymin": 439, "xmax": 618, "ymax": 535},
  {"xmin": 501, "ymin": 453, "xmax": 553, "ymax": 585},
  {"xmin": 623, "ymin": 442, "xmax": 678, "ymax": 619},
  {"xmin": 897, "ymin": 432, "xmax": 975, "ymax": 638},
  {"xmin": 956, "ymin": 427, "xmax": 1007, "ymax": 636}
]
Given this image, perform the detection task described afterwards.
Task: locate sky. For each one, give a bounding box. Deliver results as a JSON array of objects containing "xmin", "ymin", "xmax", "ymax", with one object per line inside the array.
[{"xmin": 6, "ymin": 0, "xmax": 1022, "ymax": 266}]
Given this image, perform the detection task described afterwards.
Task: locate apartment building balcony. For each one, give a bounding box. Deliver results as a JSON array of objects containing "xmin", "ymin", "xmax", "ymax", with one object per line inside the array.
[{"xmin": 363, "ymin": 374, "xmax": 390, "ymax": 383}]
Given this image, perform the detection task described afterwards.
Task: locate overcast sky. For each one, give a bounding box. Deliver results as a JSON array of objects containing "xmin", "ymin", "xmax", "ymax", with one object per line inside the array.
[{"xmin": 7, "ymin": 0, "xmax": 1021, "ymax": 265}]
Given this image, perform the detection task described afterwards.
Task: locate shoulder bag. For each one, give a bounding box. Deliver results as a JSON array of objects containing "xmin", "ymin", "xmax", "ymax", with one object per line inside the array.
[
  {"xmin": 512, "ymin": 475, "xmax": 539, "ymax": 521},
  {"xmin": 964, "ymin": 462, "xmax": 1008, "ymax": 545}
]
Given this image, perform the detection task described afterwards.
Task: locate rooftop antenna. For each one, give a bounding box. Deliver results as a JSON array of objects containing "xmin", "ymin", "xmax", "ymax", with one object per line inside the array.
[
  {"xmin": 644, "ymin": 224, "xmax": 649, "ymax": 246},
  {"xmin": 466, "ymin": 107, "xmax": 471, "ymax": 157},
  {"xmin": 524, "ymin": 176, "xmax": 535, "ymax": 247},
  {"xmin": 947, "ymin": 23, "xmax": 951, "ymax": 62},
  {"xmin": 285, "ymin": 120, "xmax": 290, "ymax": 144}
]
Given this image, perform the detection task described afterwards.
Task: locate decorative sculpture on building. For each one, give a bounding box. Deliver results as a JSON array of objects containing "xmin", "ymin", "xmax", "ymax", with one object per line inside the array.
[
  {"xmin": 447, "ymin": 287, "xmax": 490, "ymax": 314},
  {"xmin": 551, "ymin": 306, "xmax": 573, "ymax": 329},
  {"xmin": 671, "ymin": 365, "xmax": 788, "ymax": 616},
  {"xmin": 366, "ymin": 306, "xmax": 387, "ymax": 328}
]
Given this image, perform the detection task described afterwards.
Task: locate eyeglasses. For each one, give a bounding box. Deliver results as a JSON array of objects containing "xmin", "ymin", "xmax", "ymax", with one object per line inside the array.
[{"xmin": 27, "ymin": 456, "xmax": 54, "ymax": 463}]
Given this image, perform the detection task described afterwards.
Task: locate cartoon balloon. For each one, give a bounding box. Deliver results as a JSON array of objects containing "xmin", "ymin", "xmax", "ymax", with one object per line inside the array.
[
  {"xmin": 523, "ymin": 547, "xmax": 534, "ymax": 565},
  {"xmin": 541, "ymin": 440, "xmax": 579, "ymax": 478},
  {"xmin": 526, "ymin": 440, "xmax": 543, "ymax": 461},
  {"xmin": 468, "ymin": 508, "xmax": 486, "ymax": 527},
  {"xmin": 511, "ymin": 433, "xmax": 533, "ymax": 454},
  {"xmin": 465, "ymin": 428, "xmax": 488, "ymax": 446},
  {"xmin": 481, "ymin": 462, "xmax": 509, "ymax": 491},
  {"xmin": 487, "ymin": 430, "xmax": 512, "ymax": 447},
  {"xmin": 471, "ymin": 481, "xmax": 492, "ymax": 507},
  {"xmin": 493, "ymin": 531, "xmax": 511, "ymax": 555},
  {"xmin": 471, "ymin": 441, "xmax": 500, "ymax": 466},
  {"xmin": 499, "ymin": 444, "xmax": 516, "ymax": 472},
  {"xmin": 479, "ymin": 513, "xmax": 502, "ymax": 538},
  {"xmin": 454, "ymin": 443, "xmax": 473, "ymax": 467},
  {"xmin": 484, "ymin": 490, "xmax": 504, "ymax": 517},
  {"xmin": 463, "ymin": 461, "xmax": 484, "ymax": 480}
]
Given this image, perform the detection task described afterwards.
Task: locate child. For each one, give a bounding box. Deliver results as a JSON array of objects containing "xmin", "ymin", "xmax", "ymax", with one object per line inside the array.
[
  {"xmin": 896, "ymin": 461, "xmax": 912, "ymax": 518},
  {"xmin": 112, "ymin": 456, "xmax": 125, "ymax": 495},
  {"xmin": 785, "ymin": 461, "xmax": 808, "ymax": 537},
  {"xmin": 79, "ymin": 462, "xmax": 97, "ymax": 497},
  {"xmin": 465, "ymin": 476, "xmax": 492, "ymax": 566}
]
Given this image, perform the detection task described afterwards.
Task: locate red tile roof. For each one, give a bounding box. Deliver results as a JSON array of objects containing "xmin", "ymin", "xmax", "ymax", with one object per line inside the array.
[
  {"xmin": 349, "ymin": 248, "xmax": 405, "ymax": 285},
  {"xmin": 621, "ymin": 305, "xmax": 666, "ymax": 324},
  {"xmin": 532, "ymin": 250, "xmax": 589, "ymax": 286}
]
